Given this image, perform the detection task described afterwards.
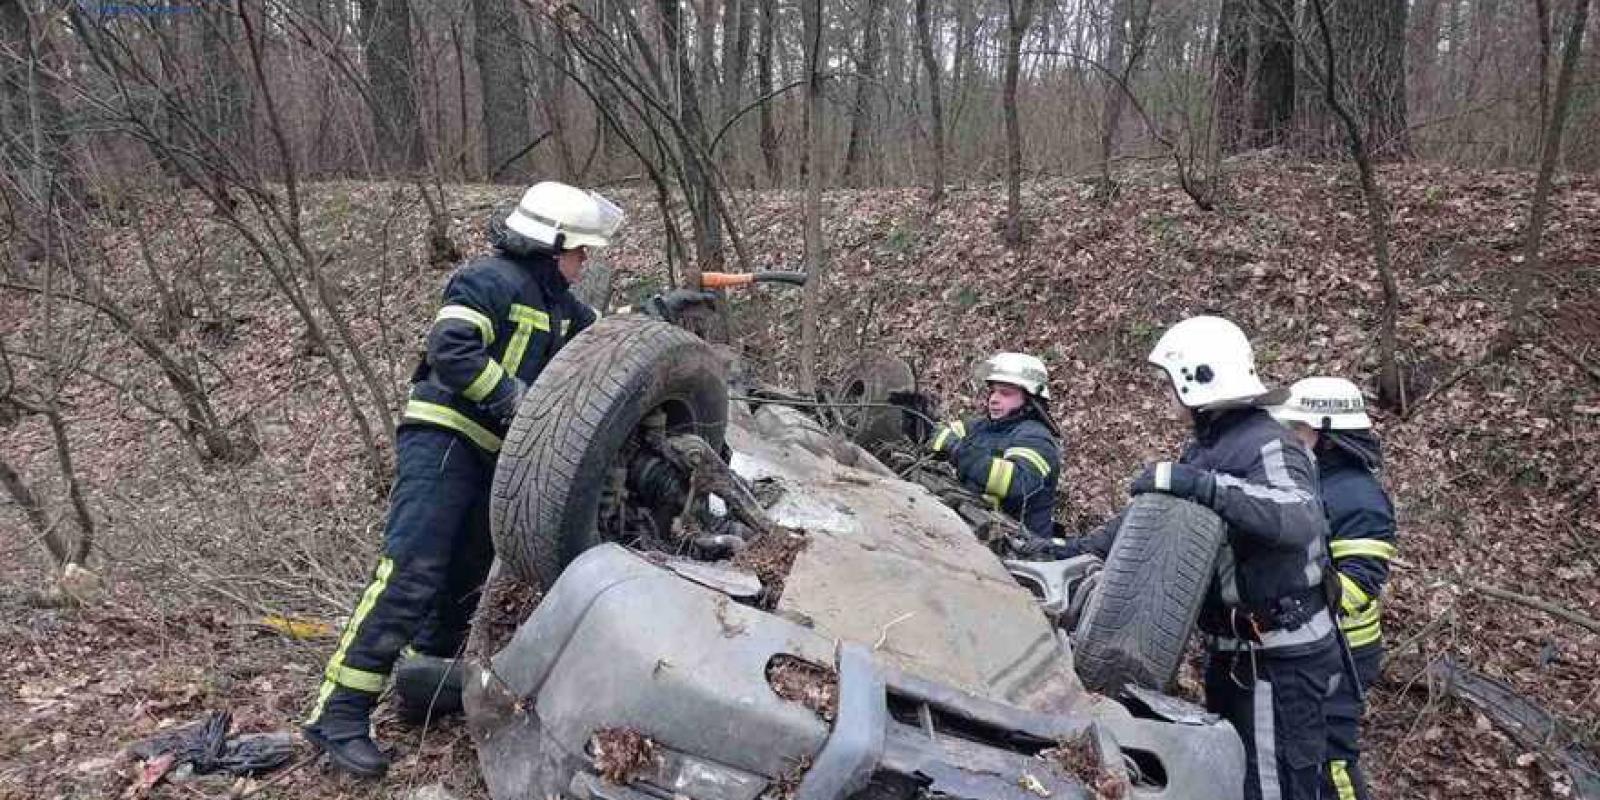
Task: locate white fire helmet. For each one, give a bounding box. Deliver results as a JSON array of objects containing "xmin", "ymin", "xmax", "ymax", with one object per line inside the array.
[
  {"xmin": 1269, "ymin": 376, "xmax": 1373, "ymax": 430},
  {"xmin": 504, "ymin": 181, "xmax": 625, "ymax": 250},
  {"xmin": 1147, "ymin": 315, "xmax": 1271, "ymax": 409},
  {"xmin": 979, "ymin": 352, "xmax": 1051, "ymax": 400}
]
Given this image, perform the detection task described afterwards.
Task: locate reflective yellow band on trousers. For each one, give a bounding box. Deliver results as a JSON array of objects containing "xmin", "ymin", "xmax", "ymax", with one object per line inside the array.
[
  {"xmin": 1330, "ymin": 760, "xmax": 1358, "ymax": 800},
  {"xmin": 306, "ymin": 557, "xmax": 395, "ymax": 722}
]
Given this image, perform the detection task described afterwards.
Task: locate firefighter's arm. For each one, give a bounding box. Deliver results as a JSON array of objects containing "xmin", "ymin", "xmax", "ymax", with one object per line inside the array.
[
  {"xmin": 927, "ymin": 419, "xmax": 968, "ymax": 457},
  {"xmin": 425, "ymin": 269, "xmax": 518, "ymax": 408},
  {"xmin": 954, "ymin": 424, "xmax": 1055, "ymax": 507},
  {"xmin": 1330, "ymin": 505, "xmax": 1396, "ymax": 614},
  {"xmin": 568, "ymin": 302, "xmax": 600, "ymax": 338},
  {"xmin": 1058, "ymin": 509, "xmax": 1124, "ymax": 559},
  {"xmin": 1206, "ymin": 440, "xmax": 1329, "ymax": 550}
]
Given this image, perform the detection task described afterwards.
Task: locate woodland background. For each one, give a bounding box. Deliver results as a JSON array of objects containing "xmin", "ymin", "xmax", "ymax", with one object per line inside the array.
[{"xmin": 1, "ymin": 0, "xmax": 1597, "ymax": 797}]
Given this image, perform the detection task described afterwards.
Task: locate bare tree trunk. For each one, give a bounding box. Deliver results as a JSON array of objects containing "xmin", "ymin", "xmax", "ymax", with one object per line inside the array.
[
  {"xmin": 842, "ymin": 0, "xmax": 884, "ymax": 186},
  {"xmin": 695, "ymin": 0, "xmax": 719, "ymax": 124},
  {"xmin": 356, "ymin": 0, "xmax": 425, "ymax": 172},
  {"xmin": 474, "ymin": 0, "xmax": 536, "ymax": 182},
  {"xmin": 1253, "ymin": 0, "xmax": 1295, "ymax": 148},
  {"xmin": 1215, "ymin": 0, "xmax": 1295, "ymax": 152},
  {"xmin": 718, "ymin": 0, "xmax": 753, "ymax": 181},
  {"xmin": 1408, "ymin": 0, "xmax": 1444, "ymax": 117},
  {"xmin": 951, "ymin": 0, "xmax": 977, "ymax": 132},
  {"xmin": 692, "ymin": 0, "xmax": 725, "ymax": 266},
  {"xmin": 1307, "ymin": 0, "xmax": 1405, "ymax": 411},
  {"xmin": 757, "ymin": 0, "xmax": 781, "ymax": 186},
  {"xmin": 0, "ymin": 450, "xmax": 73, "ymax": 565},
  {"xmin": 42, "ymin": 405, "xmax": 92, "ymax": 565},
  {"xmin": 1531, "ymin": 0, "xmax": 1553, "ymax": 156},
  {"xmin": 915, "ymin": 0, "xmax": 945, "ymax": 202},
  {"xmin": 1097, "ymin": 0, "xmax": 1153, "ymax": 195},
  {"xmin": 1298, "ymin": 0, "xmax": 1408, "ymax": 159},
  {"xmin": 0, "ymin": 0, "xmax": 82, "ymax": 257},
  {"xmin": 1511, "ymin": 0, "xmax": 1592, "ymax": 333},
  {"xmin": 197, "ymin": 7, "xmax": 249, "ymax": 176},
  {"xmin": 798, "ymin": 0, "xmax": 825, "ymax": 393},
  {"xmin": 1003, "ymin": 0, "xmax": 1037, "ymax": 246},
  {"xmin": 532, "ymin": 23, "xmax": 579, "ymax": 179},
  {"xmin": 658, "ymin": 0, "xmax": 723, "ymax": 274},
  {"xmin": 719, "ymin": 0, "xmax": 746, "ymax": 120},
  {"xmin": 1214, "ymin": 0, "xmax": 1251, "ymax": 152}
]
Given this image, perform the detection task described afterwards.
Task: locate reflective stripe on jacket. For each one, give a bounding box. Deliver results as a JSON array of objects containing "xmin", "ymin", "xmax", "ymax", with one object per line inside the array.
[
  {"xmin": 931, "ymin": 412, "xmax": 1061, "ymax": 537},
  {"xmin": 1318, "ymin": 447, "xmax": 1397, "ymax": 650},
  {"xmin": 404, "ymin": 250, "xmax": 596, "ymax": 450}
]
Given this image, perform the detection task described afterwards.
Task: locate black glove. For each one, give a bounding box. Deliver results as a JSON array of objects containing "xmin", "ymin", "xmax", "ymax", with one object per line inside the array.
[
  {"xmin": 1129, "ymin": 461, "xmax": 1216, "ymax": 506},
  {"xmin": 940, "ymin": 433, "xmax": 967, "ymax": 464},
  {"xmin": 645, "ymin": 289, "xmax": 718, "ymax": 323},
  {"xmin": 952, "ymin": 442, "xmax": 992, "ymax": 485},
  {"xmin": 485, "ymin": 377, "xmax": 528, "ymax": 424},
  {"xmin": 1013, "ymin": 535, "xmax": 1094, "ymax": 561},
  {"xmin": 1011, "ymin": 535, "xmax": 1056, "ymax": 558}
]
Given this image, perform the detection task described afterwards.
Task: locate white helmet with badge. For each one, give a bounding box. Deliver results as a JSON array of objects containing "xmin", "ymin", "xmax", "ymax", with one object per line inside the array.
[{"xmin": 1269, "ymin": 376, "xmax": 1372, "ymax": 430}]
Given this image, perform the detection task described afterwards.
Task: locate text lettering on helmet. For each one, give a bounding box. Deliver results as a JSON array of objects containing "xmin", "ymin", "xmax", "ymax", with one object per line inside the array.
[{"xmin": 1298, "ymin": 396, "xmax": 1364, "ymax": 413}]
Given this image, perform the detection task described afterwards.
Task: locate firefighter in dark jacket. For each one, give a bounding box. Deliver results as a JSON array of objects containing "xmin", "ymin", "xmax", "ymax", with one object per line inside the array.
[
  {"xmin": 1271, "ymin": 376, "xmax": 1397, "ymax": 800},
  {"xmin": 302, "ymin": 182, "xmax": 624, "ymax": 778},
  {"xmin": 1059, "ymin": 316, "xmax": 1342, "ymax": 800},
  {"xmin": 927, "ymin": 352, "xmax": 1061, "ymax": 538}
]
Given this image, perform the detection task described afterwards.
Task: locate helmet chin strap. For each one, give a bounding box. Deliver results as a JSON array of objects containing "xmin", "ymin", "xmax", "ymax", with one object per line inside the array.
[{"xmin": 1025, "ymin": 395, "xmax": 1063, "ymax": 438}]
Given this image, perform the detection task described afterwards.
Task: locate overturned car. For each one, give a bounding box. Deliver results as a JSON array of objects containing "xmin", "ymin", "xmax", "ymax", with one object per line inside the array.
[{"xmin": 454, "ymin": 313, "xmax": 1245, "ymax": 800}]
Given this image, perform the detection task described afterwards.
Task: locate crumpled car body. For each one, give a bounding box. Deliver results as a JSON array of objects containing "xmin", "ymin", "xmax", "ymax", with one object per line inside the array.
[{"xmin": 465, "ymin": 401, "xmax": 1246, "ymax": 799}]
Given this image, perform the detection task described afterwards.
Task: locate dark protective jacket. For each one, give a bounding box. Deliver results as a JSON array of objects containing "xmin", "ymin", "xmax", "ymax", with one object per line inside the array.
[
  {"xmin": 403, "ymin": 250, "xmax": 596, "ymax": 452},
  {"xmin": 1316, "ymin": 432, "xmax": 1397, "ymax": 652},
  {"xmin": 1075, "ymin": 408, "xmax": 1335, "ymax": 654},
  {"xmin": 929, "ymin": 409, "xmax": 1061, "ymax": 537}
]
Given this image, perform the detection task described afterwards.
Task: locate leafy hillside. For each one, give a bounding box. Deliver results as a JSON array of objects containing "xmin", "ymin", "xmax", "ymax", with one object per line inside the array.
[{"xmin": 1, "ymin": 158, "xmax": 1596, "ymax": 799}]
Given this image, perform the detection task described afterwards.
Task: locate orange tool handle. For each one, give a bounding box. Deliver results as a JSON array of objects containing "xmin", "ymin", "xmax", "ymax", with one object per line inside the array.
[{"xmin": 700, "ymin": 272, "xmax": 757, "ymax": 289}]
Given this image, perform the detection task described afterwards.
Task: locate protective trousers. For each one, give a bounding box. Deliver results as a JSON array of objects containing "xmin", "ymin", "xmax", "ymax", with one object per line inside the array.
[
  {"xmin": 1322, "ymin": 644, "xmax": 1382, "ymax": 800},
  {"xmin": 305, "ymin": 426, "xmax": 495, "ymax": 735},
  {"xmin": 1205, "ymin": 639, "xmax": 1343, "ymax": 800}
]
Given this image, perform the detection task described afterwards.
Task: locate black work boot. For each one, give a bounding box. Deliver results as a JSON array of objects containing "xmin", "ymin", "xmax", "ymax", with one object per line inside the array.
[
  {"xmin": 303, "ymin": 688, "xmax": 389, "ymax": 778},
  {"xmin": 393, "ymin": 653, "xmax": 465, "ymax": 724}
]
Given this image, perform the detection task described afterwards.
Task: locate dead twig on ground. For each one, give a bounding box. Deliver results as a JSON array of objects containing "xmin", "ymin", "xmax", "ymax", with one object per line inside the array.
[
  {"xmin": 236, "ymin": 755, "xmax": 313, "ymax": 799},
  {"xmin": 1461, "ymin": 578, "xmax": 1600, "ymax": 636},
  {"xmin": 1390, "ymin": 606, "xmax": 1457, "ymax": 660},
  {"xmin": 1542, "ymin": 339, "xmax": 1600, "ymax": 385}
]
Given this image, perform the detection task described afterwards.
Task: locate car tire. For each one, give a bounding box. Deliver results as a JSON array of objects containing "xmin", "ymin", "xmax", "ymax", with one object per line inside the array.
[
  {"xmin": 1071, "ymin": 493, "xmax": 1225, "ymax": 695},
  {"xmin": 490, "ymin": 315, "xmax": 728, "ymax": 589},
  {"xmin": 836, "ymin": 354, "xmax": 916, "ymax": 448}
]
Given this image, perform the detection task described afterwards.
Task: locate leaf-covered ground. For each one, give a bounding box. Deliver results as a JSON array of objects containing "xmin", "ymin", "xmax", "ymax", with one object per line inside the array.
[{"xmin": 2, "ymin": 156, "xmax": 1596, "ymax": 799}]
